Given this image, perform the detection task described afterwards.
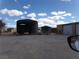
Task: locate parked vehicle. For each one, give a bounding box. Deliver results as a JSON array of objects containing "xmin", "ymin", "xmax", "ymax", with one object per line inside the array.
[
  {"xmin": 17, "ymin": 19, "xmax": 38, "ymax": 35},
  {"xmin": 67, "ymin": 35, "xmax": 79, "ymax": 52}
]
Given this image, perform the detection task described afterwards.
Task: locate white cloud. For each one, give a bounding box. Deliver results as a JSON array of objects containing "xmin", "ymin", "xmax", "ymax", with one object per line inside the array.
[
  {"xmin": 51, "ymin": 12, "xmax": 58, "ymax": 15},
  {"xmin": 37, "ymin": 16, "xmax": 69, "ymax": 27},
  {"xmin": 21, "ymin": 16, "xmax": 26, "ymax": 19},
  {"xmin": 23, "ymin": 4, "xmax": 31, "ymax": 9},
  {"xmin": 71, "ymin": 16, "xmax": 75, "ymax": 19},
  {"xmin": 38, "ymin": 18, "xmax": 65, "ymax": 27},
  {"xmin": 0, "ymin": 8, "xmax": 8, "ymax": 14},
  {"xmin": 6, "ymin": 23, "xmax": 16, "ymax": 28},
  {"xmin": 58, "ymin": 11, "xmax": 66, "ymax": 15},
  {"xmin": 71, "ymin": 19, "xmax": 77, "ymax": 22},
  {"xmin": 2, "ymin": 10, "xmax": 74, "ymax": 28},
  {"xmin": 38, "ymin": 18, "xmax": 55, "ymax": 24},
  {"xmin": 8, "ymin": 10, "xmax": 23, "ymax": 16},
  {"xmin": 27, "ymin": 13, "xmax": 36, "ymax": 18},
  {"xmin": 50, "ymin": 11, "xmax": 72, "ymax": 20},
  {"xmin": 38, "ymin": 18, "xmax": 58, "ymax": 27},
  {"xmin": 26, "ymin": 11, "xmax": 72, "ymax": 27},
  {"xmin": 0, "ymin": 8, "xmax": 23, "ymax": 16},
  {"xmin": 23, "ymin": 6, "xmax": 29, "ymax": 9},
  {"xmin": 57, "ymin": 20, "xmax": 68, "ymax": 25},
  {"xmin": 23, "ymin": 11, "xmax": 27, "ymax": 14},
  {"xmin": 63, "ymin": 13, "xmax": 71, "ymax": 16},
  {"xmin": 51, "ymin": 11, "xmax": 71, "ymax": 16},
  {"xmin": 51, "ymin": 11, "xmax": 66, "ymax": 15},
  {"xmin": 38, "ymin": 22, "xmax": 45, "ymax": 27},
  {"xmin": 48, "ymin": 16, "xmax": 65, "ymax": 21},
  {"xmin": 29, "ymin": 17, "xmax": 37, "ymax": 21},
  {"xmin": 38, "ymin": 13, "xmax": 47, "ymax": 16}
]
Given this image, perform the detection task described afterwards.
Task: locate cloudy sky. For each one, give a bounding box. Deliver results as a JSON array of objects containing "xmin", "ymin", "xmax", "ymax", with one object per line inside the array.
[{"xmin": 0, "ymin": 0, "xmax": 79, "ymax": 28}]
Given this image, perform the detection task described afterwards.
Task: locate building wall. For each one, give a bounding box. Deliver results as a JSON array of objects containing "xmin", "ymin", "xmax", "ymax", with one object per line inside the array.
[
  {"xmin": 63, "ymin": 24, "xmax": 73, "ymax": 35},
  {"xmin": 72, "ymin": 23, "xmax": 76, "ymax": 35},
  {"xmin": 57, "ymin": 22, "xmax": 79, "ymax": 35},
  {"xmin": 76, "ymin": 23, "xmax": 79, "ymax": 35}
]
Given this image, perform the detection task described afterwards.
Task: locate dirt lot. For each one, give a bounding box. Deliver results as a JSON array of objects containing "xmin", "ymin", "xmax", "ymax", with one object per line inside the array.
[{"xmin": 0, "ymin": 33, "xmax": 79, "ymax": 59}]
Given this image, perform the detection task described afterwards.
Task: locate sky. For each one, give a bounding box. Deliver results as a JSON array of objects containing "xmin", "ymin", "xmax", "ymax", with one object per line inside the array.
[{"xmin": 0, "ymin": 0, "xmax": 79, "ymax": 28}]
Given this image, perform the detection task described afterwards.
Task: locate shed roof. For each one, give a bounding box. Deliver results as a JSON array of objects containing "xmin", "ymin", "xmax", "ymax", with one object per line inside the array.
[{"xmin": 57, "ymin": 22, "xmax": 79, "ymax": 26}]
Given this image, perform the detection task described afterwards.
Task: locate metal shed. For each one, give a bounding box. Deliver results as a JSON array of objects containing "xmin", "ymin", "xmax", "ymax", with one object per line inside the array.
[
  {"xmin": 63, "ymin": 23, "xmax": 73, "ymax": 35},
  {"xmin": 57, "ymin": 22, "xmax": 79, "ymax": 35},
  {"xmin": 76, "ymin": 22, "xmax": 79, "ymax": 35}
]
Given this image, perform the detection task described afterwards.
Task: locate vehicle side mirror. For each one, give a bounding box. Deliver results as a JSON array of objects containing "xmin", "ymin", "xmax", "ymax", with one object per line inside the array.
[{"xmin": 67, "ymin": 35, "xmax": 79, "ymax": 52}]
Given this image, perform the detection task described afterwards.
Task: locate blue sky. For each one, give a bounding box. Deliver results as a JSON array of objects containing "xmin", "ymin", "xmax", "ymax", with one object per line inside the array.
[{"xmin": 0, "ymin": 0, "xmax": 79, "ymax": 28}]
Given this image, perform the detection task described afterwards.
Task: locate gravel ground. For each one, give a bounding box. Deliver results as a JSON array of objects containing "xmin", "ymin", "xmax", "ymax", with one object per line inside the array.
[{"xmin": 0, "ymin": 33, "xmax": 79, "ymax": 59}]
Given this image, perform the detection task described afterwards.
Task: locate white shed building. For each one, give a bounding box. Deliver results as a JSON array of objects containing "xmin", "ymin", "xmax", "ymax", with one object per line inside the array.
[
  {"xmin": 57, "ymin": 22, "xmax": 79, "ymax": 35},
  {"xmin": 76, "ymin": 23, "xmax": 79, "ymax": 35},
  {"xmin": 63, "ymin": 24, "xmax": 72, "ymax": 35}
]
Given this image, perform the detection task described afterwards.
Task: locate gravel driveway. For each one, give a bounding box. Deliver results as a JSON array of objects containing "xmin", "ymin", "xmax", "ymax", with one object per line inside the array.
[{"xmin": 0, "ymin": 33, "xmax": 79, "ymax": 59}]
